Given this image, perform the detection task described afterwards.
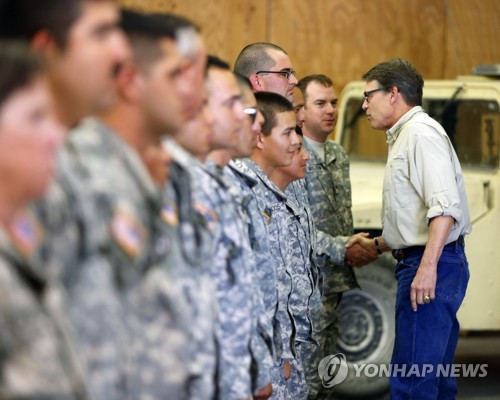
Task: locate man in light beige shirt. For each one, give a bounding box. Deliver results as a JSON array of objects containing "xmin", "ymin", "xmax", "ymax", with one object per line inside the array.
[{"xmin": 361, "ymin": 58, "xmax": 471, "ymax": 400}]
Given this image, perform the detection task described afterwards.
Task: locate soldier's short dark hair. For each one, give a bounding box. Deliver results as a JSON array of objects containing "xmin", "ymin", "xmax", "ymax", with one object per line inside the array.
[
  {"xmin": 207, "ymin": 55, "xmax": 230, "ymax": 70},
  {"xmin": 120, "ymin": 9, "xmax": 176, "ymax": 39},
  {"xmin": 362, "ymin": 58, "xmax": 424, "ymax": 106},
  {"xmin": 158, "ymin": 13, "xmax": 200, "ymax": 33},
  {"xmin": 255, "ymin": 91, "xmax": 294, "ymax": 136},
  {"xmin": 0, "ymin": 40, "xmax": 43, "ymax": 109},
  {"xmin": 297, "ymin": 74, "xmax": 334, "ymax": 104},
  {"xmin": 120, "ymin": 9, "xmax": 179, "ymax": 72},
  {"xmin": 234, "ymin": 42, "xmax": 287, "ymax": 78},
  {"xmin": 0, "ymin": 0, "xmax": 113, "ymax": 48}
]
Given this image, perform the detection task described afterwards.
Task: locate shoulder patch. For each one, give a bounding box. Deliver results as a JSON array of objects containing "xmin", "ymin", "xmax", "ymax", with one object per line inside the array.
[
  {"xmin": 161, "ymin": 199, "xmax": 179, "ymax": 227},
  {"xmin": 7, "ymin": 210, "xmax": 43, "ymax": 257},
  {"xmin": 111, "ymin": 207, "xmax": 146, "ymax": 259},
  {"xmin": 193, "ymin": 201, "xmax": 218, "ymax": 232},
  {"xmin": 261, "ymin": 211, "xmax": 271, "ymax": 224}
]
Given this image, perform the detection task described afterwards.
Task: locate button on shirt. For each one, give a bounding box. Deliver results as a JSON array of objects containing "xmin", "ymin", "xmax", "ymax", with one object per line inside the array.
[{"xmin": 382, "ymin": 106, "xmax": 472, "ymax": 249}]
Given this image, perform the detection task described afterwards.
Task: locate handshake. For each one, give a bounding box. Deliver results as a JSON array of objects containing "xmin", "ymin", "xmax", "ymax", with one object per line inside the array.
[{"xmin": 344, "ymin": 233, "xmax": 381, "ymax": 269}]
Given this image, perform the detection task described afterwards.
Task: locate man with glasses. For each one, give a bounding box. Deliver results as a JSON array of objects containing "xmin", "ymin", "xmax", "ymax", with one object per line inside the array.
[
  {"xmin": 234, "ymin": 42, "xmax": 298, "ymax": 102},
  {"xmin": 361, "ymin": 58, "xmax": 471, "ymax": 400}
]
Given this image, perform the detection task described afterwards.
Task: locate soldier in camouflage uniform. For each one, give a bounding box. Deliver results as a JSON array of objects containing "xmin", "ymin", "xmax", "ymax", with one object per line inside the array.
[
  {"xmin": 224, "ymin": 75, "xmax": 274, "ymax": 400},
  {"xmin": 162, "ymin": 137, "xmax": 218, "ymax": 400},
  {"xmin": 0, "ymin": 2, "xmax": 129, "ymax": 399},
  {"xmin": 0, "ymin": 40, "xmax": 90, "ymax": 400},
  {"xmin": 243, "ymin": 91, "xmax": 302, "ymax": 399},
  {"xmin": 190, "ymin": 57, "xmax": 258, "ymax": 399},
  {"xmin": 226, "ymin": 159, "xmax": 276, "ymax": 400},
  {"xmin": 67, "ymin": 11, "xmax": 212, "ymax": 399},
  {"xmin": 69, "ymin": 118, "xmax": 190, "ymax": 399},
  {"xmin": 242, "ymin": 159, "xmax": 293, "ymax": 400},
  {"xmin": 147, "ymin": 21, "xmax": 218, "ymax": 382},
  {"xmin": 270, "ymin": 130, "xmax": 322, "ymax": 400},
  {"xmin": 297, "ymin": 74, "xmax": 377, "ymax": 399}
]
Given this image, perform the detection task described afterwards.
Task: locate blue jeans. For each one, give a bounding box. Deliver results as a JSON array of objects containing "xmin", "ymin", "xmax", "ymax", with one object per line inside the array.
[{"xmin": 390, "ymin": 240, "xmax": 469, "ymax": 400}]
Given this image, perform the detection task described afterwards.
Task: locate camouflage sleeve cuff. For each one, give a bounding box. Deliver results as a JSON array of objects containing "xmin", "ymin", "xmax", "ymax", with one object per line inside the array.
[
  {"xmin": 315, "ymin": 230, "xmax": 350, "ymax": 266},
  {"xmin": 250, "ymin": 333, "xmax": 273, "ymax": 390},
  {"xmin": 280, "ymin": 355, "xmax": 294, "ymax": 364}
]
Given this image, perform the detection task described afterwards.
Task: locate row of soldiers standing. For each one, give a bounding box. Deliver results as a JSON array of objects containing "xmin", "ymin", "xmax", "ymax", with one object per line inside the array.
[{"xmin": 0, "ymin": 1, "xmax": 377, "ymax": 399}]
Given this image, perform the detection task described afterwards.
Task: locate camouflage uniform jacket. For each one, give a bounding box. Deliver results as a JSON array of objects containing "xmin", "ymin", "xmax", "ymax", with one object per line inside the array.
[
  {"xmin": 28, "ymin": 139, "xmax": 127, "ymax": 400},
  {"xmin": 163, "ymin": 138, "xmax": 218, "ymax": 400},
  {"xmin": 191, "ymin": 159, "xmax": 255, "ymax": 399},
  {"xmin": 69, "ymin": 118, "xmax": 191, "ymax": 400},
  {"xmin": 0, "ymin": 225, "xmax": 90, "ymax": 400},
  {"xmin": 303, "ymin": 138, "xmax": 358, "ymax": 294},
  {"xmin": 225, "ymin": 159, "xmax": 275, "ymax": 391},
  {"xmin": 285, "ymin": 180, "xmax": 320, "ymax": 344},
  {"xmin": 242, "ymin": 159, "xmax": 297, "ymax": 362}
]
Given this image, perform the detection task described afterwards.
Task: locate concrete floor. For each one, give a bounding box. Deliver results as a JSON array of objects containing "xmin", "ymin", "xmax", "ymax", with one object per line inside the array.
[
  {"xmin": 455, "ymin": 335, "xmax": 500, "ymax": 400},
  {"xmin": 331, "ymin": 334, "xmax": 500, "ymax": 400}
]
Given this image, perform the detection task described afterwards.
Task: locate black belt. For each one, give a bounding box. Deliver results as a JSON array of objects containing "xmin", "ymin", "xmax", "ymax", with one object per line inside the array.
[{"xmin": 392, "ymin": 236, "xmax": 464, "ymax": 261}]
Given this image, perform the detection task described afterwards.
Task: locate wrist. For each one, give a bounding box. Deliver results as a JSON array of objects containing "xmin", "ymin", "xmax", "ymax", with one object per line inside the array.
[{"xmin": 374, "ymin": 237, "xmax": 382, "ymax": 255}]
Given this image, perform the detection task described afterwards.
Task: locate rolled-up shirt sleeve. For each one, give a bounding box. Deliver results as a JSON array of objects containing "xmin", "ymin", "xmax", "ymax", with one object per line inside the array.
[{"xmin": 411, "ymin": 133, "xmax": 463, "ymax": 226}]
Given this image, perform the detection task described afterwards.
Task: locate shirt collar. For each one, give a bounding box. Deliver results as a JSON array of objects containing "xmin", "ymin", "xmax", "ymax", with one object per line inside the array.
[
  {"xmin": 162, "ymin": 137, "xmax": 197, "ymax": 170},
  {"xmin": 386, "ymin": 106, "xmax": 424, "ymax": 145},
  {"xmin": 228, "ymin": 159, "xmax": 258, "ymax": 189},
  {"xmin": 303, "ymin": 136, "xmax": 326, "ymax": 151},
  {"xmin": 243, "ymin": 159, "xmax": 287, "ymax": 200}
]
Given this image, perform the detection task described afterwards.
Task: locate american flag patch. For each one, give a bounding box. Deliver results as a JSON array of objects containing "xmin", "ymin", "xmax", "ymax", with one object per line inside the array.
[
  {"xmin": 161, "ymin": 200, "xmax": 178, "ymax": 227},
  {"xmin": 261, "ymin": 211, "xmax": 271, "ymax": 224},
  {"xmin": 111, "ymin": 208, "xmax": 146, "ymax": 259},
  {"xmin": 193, "ymin": 201, "xmax": 218, "ymax": 232},
  {"xmin": 7, "ymin": 210, "xmax": 42, "ymax": 257}
]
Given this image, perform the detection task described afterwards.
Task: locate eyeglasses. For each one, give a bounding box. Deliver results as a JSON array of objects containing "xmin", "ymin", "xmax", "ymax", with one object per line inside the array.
[
  {"xmin": 363, "ymin": 87, "xmax": 385, "ymax": 103},
  {"xmin": 244, "ymin": 107, "xmax": 258, "ymax": 123},
  {"xmin": 256, "ymin": 68, "xmax": 296, "ymax": 80}
]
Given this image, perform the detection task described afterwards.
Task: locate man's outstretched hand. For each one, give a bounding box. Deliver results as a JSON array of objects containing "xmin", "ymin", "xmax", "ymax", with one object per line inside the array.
[{"xmin": 345, "ymin": 232, "xmax": 378, "ymax": 268}]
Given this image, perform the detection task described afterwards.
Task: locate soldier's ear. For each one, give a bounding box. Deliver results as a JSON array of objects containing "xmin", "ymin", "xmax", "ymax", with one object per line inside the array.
[
  {"xmin": 116, "ymin": 62, "xmax": 141, "ymax": 101},
  {"xmin": 297, "ymin": 108, "xmax": 305, "ymax": 125},
  {"xmin": 256, "ymin": 132, "xmax": 266, "ymax": 150},
  {"xmin": 31, "ymin": 29, "xmax": 58, "ymax": 58},
  {"xmin": 249, "ymin": 73, "xmax": 263, "ymax": 90}
]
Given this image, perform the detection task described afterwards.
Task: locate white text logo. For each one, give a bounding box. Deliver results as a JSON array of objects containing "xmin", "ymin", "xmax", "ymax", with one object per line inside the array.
[{"xmin": 318, "ymin": 353, "xmax": 349, "ymax": 388}]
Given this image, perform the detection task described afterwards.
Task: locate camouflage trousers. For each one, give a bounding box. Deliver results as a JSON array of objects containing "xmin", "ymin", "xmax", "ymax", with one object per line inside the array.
[
  {"xmin": 270, "ymin": 343, "xmax": 308, "ymax": 400},
  {"xmin": 300, "ymin": 292, "xmax": 341, "ymax": 400}
]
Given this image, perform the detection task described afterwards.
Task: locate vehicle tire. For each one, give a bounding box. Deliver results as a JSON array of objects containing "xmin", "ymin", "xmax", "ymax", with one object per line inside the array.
[{"xmin": 334, "ymin": 255, "xmax": 397, "ymax": 398}]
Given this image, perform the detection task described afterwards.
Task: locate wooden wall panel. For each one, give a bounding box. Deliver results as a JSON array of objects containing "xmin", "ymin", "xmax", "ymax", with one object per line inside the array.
[
  {"xmin": 119, "ymin": 0, "xmax": 268, "ymax": 67},
  {"xmin": 443, "ymin": 0, "xmax": 500, "ymax": 78},
  {"xmin": 119, "ymin": 0, "xmax": 500, "ymax": 90},
  {"xmin": 270, "ymin": 0, "xmax": 445, "ymax": 91}
]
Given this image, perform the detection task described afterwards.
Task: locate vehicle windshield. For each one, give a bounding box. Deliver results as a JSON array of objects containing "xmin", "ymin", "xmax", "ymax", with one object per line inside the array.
[{"xmin": 340, "ymin": 97, "xmax": 500, "ymax": 169}]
